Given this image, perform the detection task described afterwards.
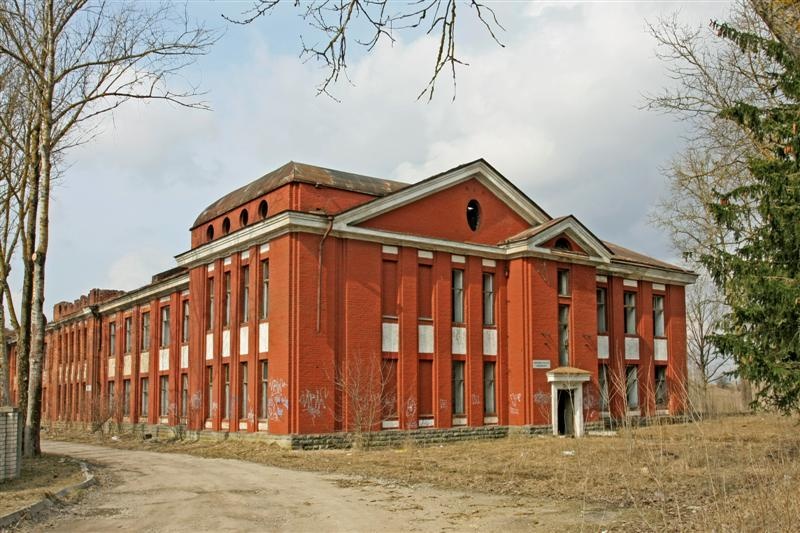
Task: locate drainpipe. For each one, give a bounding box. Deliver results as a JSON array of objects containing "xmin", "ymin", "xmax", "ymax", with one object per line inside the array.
[{"xmin": 316, "ymin": 216, "xmax": 334, "ymax": 333}]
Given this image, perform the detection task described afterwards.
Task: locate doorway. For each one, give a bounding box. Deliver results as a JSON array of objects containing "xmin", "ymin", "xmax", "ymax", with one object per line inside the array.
[{"xmin": 557, "ymin": 389, "xmax": 574, "ymax": 436}]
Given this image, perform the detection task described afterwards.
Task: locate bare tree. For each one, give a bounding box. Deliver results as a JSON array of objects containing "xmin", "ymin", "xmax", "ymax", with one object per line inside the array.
[
  {"xmin": 333, "ymin": 354, "xmax": 395, "ymax": 448},
  {"xmin": 0, "ymin": 0, "xmax": 216, "ymax": 457},
  {"xmin": 686, "ymin": 276, "xmax": 730, "ymax": 388},
  {"xmin": 225, "ymin": 0, "xmax": 504, "ymax": 100}
]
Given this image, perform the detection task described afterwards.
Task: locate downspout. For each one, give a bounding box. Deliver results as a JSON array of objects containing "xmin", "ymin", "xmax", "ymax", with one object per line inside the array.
[{"xmin": 317, "ymin": 216, "xmax": 334, "ymax": 333}]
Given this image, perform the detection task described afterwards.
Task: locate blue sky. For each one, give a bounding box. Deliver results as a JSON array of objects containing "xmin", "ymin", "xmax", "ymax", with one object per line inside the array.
[{"xmin": 37, "ymin": 0, "xmax": 732, "ymax": 310}]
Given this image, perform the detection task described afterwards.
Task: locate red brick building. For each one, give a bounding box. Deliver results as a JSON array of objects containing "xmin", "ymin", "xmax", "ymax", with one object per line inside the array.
[{"xmin": 7, "ymin": 159, "xmax": 695, "ymax": 437}]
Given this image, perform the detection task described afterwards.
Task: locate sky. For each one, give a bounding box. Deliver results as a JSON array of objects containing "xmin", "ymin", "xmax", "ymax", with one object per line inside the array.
[{"xmin": 38, "ymin": 0, "xmax": 733, "ymax": 310}]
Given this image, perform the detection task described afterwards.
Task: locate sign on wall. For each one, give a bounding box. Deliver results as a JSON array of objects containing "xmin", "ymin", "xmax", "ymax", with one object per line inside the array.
[{"xmin": 532, "ymin": 360, "xmax": 551, "ymax": 369}]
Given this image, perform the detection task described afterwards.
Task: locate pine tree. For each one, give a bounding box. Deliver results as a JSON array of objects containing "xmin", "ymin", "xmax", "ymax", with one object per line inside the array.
[{"xmin": 701, "ymin": 21, "xmax": 800, "ymax": 413}]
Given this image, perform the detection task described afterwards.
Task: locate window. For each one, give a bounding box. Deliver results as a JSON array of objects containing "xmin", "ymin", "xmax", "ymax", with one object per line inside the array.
[
  {"xmin": 222, "ymin": 364, "xmax": 230, "ymax": 419},
  {"xmin": 259, "ymin": 360, "xmax": 269, "ymax": 419},
  {"xmin": 417, "ymin": 264, "xmax": 433, "ymax": 320},
  {"xmin": 205, "ymin": 367, "xmax": 213, "ymax": 418},
  {"xmin": 241, "ymin": 265, "xmax": 250, "ymax": 322},
  {"xmin": 655, "ymin": 366, "xmax": 668, "ymax": 408},
  {"xmin": 624, "ymin": 292, "xmax": 637, "ymax": 335},
  {"xmin": 181, "ymin": 300, "xmax": 189, "ymax": 343},
  {"xmin": 239, "ymin": 209, "xmax": 249, "ymax": 227},
  {"xmin": 109, "ymin": 322, "xmax": 116, "ymax": 357},
  {"xmin": 124, "ymin": 317, "xmax": 132, "ymax": 354},
  {"xmin": 160, "ymin": 375, "xmax": 169, "ymax": 417},
  {"xmin": 260, "ymin": 260, "xmax": 269, "ymax": 320},
  {"xmin": 141, "ymin": 378, "xmax": 149, "ymax": 417},
  {"xmin": 223, "ymin": 272, "xmax": 231, "ymax": 328},
  {"xmin": 653, "ymin": 295, "xmax": 665, "ymax": 337},
  {"xmin": 206, "ymin": 278, "xmax": 214, "ymax": 331},
  {"xmin": 483, "ymin": 362, "xmax": 496, "ymax": 415},
  {"xmin": 557, "ymin": 269, "xmax": 570, "ymax": 296},
  {"xmin": 558, "ymin": 304, "xmax": 570, "ymax": 366},
  {"xmin": 452, "ymin": 269, "xmax": 464, "ymax": 323},
  {"xmin": 418, "ymin": 360, "xmax": 433, "ymax": 416},
  {"xmin": 222, "ymin": 217, "xmax": 231, "ymax": 235},
  {"xmin": 466, "ymin": 199, "xmax": 480, "ymax": 231},
  {"xmin": 483, "ymin": 272, "xmax": 495, "ymax": 326},
  {"xmin": 599, "ymin": 364, "xmax": 609, "ymax": 411},
  {"xmin": 554, "ymin": 237, "xmax": 571, "ymax": 251},
  {"xmin": 452, "ymin": 361, "xmax": 465, "ymax": 415},
  {"xmin": 123, "ymin": 379, "xmax": 131, "ymax": 417},
  {"xmin": 240, "ymin": 362, "xmax": 248, "ymax": 418},
  {"xmin": 181, "ymin": 374, "xmax": 189, "ymax": 418},
  {"xmin": 141, "ymin": 312, "xmax": 150, "ymax": 351},
  {"xmin": 160, "ymin": 306, "xmax": 170, "ymax": 348},
  {"xmin": 108, "ymin": 381, "xmax": 115, "ymax": 413},
  {"xmin": 206, "ymin": 225, "xmax": 214, "ymax": 242},
  {"xmin": 597, "ymin": 287, "xmax": 608, "ymax": 333},
  {"xmin": 626, "ymin": 365, "xmax": 639, "ymax": 410},
  {"xmin": 381, "ymin": 260, "xmax": 398, "ymax": 317},
  {"xmin": 258, "ymin": 200, "xmax": 269, "ymax": 219}
]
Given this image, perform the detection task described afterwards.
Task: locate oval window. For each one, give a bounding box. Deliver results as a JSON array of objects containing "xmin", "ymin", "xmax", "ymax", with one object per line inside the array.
[
  {"xmin": 466, "ymin": 199, "xmax": 480, "ymax": 231},
  {"xmin": 258, "ymin": 200, "xmax": 269, "ymax": 219},
  {"xmin": 222, "ymin": 217, "xmax": 231, "ymax": 235},
  {"xmin": 206, "ymin": 225, "xmax": 214, "ymax": 242},
  {"xmin": 240, "ymin": 209, "xmax": 249, "ymax": 227}
]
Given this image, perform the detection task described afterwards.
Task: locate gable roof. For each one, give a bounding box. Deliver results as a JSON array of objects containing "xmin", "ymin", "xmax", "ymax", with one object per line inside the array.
[
  {"xmin": 603, "ymin": 241, "xmax": 690, "ymax": 273},
  {"xmin": 334, "ymin": 158, "xmax": 551, "ymax": 228},
  {"xmin": 502, "ymin": 214, "xmax": 614, "ymax": 261},
  {"xmin": 193, "ymin": 162, "xmax": 410, "ymax": 229}
]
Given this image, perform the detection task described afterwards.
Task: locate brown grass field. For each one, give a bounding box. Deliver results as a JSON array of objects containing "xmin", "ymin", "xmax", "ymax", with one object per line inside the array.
[
  {"xmin": 0, "ymin": 454, "xmax": 85, "ymax": 516},
  {"xmin": 46, "ymin": 412, "xmax": 800, "ymax": 531}
]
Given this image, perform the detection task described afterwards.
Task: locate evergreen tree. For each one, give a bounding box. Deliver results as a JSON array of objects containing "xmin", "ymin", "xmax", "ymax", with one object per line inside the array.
[{"xmin": 701, "ymin": 21, "xmax": 800, "ymax": 413}]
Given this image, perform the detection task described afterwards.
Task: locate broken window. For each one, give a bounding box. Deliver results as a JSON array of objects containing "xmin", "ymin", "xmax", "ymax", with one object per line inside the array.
[
  {"xmin": 452, "ymin": 269, "xmax": 464, "ymax": 324},
  {"xmin": 123, "ymin": 379, "xmax": 131, "ymax": 417},
  {"xmin": 597, "ymin": 287, "xmax": 607, "ymax": 333},
  {"xmin": 141, "ymin": 378, "xmax": 149, "ymax": 417},
  {"xmin": 160, "ymin": 306, "xmax": 170, "ymax": 348},
  {"xmin": 558, "ymin": 269, "xmax": 570, "ymax": 296},
  {"xmin": 558, "ymin": 304, "xmax": 570, "ymax": 366},
  {"xmin": 206, "ymin": 277, "xmax": 214, "ymax": 331},
  {"xmin": 259, "ymin": 360, "xmax": 269, "ymax": 419},
  {"xmin": 483, "ymin": 272, "xmax": 495, "ymax": 326},
  {"xmin": 653, "ymin": 295, "xmax": 665, "ymax": 337},
  {"xmin": 109, "ymin": 322, "xmax": 116, "ymax": 357},
  {"xmin": 624, "ymin": 292, "xmax": 637, "ymax": 335},
  {"xmin": 655, "ymin": 366, "xmax": 668, "ymax": 408},
  {"xmin": 206, "ymin": 224, "xmax": 214, "ymax": 242},
  {"xmin": 141, "ymin": 312, "xmax": 150, "ymax": 350},
  {"xmin": 160, "ymin": 375, "xmax": 169, "ymax": 417},
  {"xmin": 241, "ymin": 265, "xmax": 250, "ymax": 323},
  {"xmin": 598, "ymin": 364, "xmax": 609, "ymax": 411},
  {"xmin": 452, "ymin": 361, "xmax": 465, "ymax": 415},
  {"xmin": 181, "ymin": 300, "xmax": 189, "ymax": 344},
  {"xmin": 466, "ymin": 199, "xmax": 480, "ymax": 231},
  {"xmin": 260, "ymin": 260, "xmax": 269, "ymax": 320},
  {"xmin": 259, "ymin": 200, "xmax": 269, "ymax": 219},
  {"xmin": 626, "ymin": 365, "xmax": 639, "ymax": 410},
  {"xmin": 554, "ymin": 237, "xmax": 571, "ymax": 251},
  {"xmin": 240, "ymin": 209, "xmax": 249, "ymax": 227},
  {"xmin": 222, "ymin": 217, "xmax": 231, "ymax": 235},
  {"xmin": 124, "ymin": 317, "xmax": 132, "ymax": 354},
  {"xmin": 181, "ymin": 373, "xmax": 189, "ymax": 418},
  {"xmin": 223, "ymin": 272, "xmax": 231, "ymax": 328},
  {"xmin": 483, "ymin": 362, "xmax": 496, "ymax": 415}
]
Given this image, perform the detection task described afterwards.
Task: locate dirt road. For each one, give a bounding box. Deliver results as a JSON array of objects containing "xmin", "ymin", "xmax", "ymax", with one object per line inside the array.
[{"xmin": 26, "ymin": 440, "xmax": 610, "ymax": 532}]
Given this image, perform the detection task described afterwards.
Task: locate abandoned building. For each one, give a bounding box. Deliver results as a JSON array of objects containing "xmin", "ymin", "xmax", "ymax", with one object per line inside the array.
[{"xmin": 5, "ymin": 159, "xmax": 695, "ymax": 438}]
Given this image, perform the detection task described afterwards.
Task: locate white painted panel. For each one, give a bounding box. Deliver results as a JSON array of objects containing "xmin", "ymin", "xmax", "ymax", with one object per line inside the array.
[
  {"xmin": 240, "ymin": 325, "xmax": 249, "ymax": 355},
  {"xmin": 108, "ymin": 358, "xmax": 116, "ymax": 377},
  {"xmin": 418, "ymin": 418, "xmax": 434, "ymax": 428},
  {"xmin": 483, "ymin": 328, "xmax": 497, "ymax": 356},
  {"xmin": 83, "ymin": 362, "xmax": 87, "ymax": 380},
  {"xmin": 123, "ymin": 355, "xmax": 132, "ymax": 376},
  {"xmin": 140, "ymin": 353, "xmax": 149, "ymax": 373},
  {"xmin": 181, "ymin": 290, "xmax": 189, "ymax": 297},
  {"xmin": 222, "ymin": 329, "xmax": 231, "ymax": 358},
  {"xmin": 655, "ymin": 338, "xmax": 668, "ymax": 361},
  {"xmin": 207, "ymin": 264, "xmax": 214, "ymax": 273},
  {"xmin": 224, "ymin": 256, "xmax": 232, "ymax": 265},
  {"xmin": 382, "ymin": 322, "xmax": 399, "ymax": 353},
  {"xmin": 623, "ymin": 278, "xmax": 638, "ymax": 288},
  {"xmin": 159, "ymin": 348, "xmax": 170, "ymax": 371},
  {"xmin": 484, "ymin": 416, "xmax": 499, "ymax": 424},
  {"xmin": 418, "ymin": 324, "xmax": 434, "ymax": 354},
  {"xmin": 180, "ymin": 345, "xmax": 189, "ymax": 368},
  {"xmin": 625, "ymin": 337, "xmax": 640, "ymax": 360},
  {"xmin": 451, "ymin": 254, "xmax": 466, "ymax": 264},
  {"xmin": 259, "ymin": 322, "xmax": 269, "ymax": 353},
  {"xmin": 381, "ymin": 420, "xmax": 400, "ymax": 429},
  {"xmin": 205, "ymin": 333, "xmax": 213, "ymax": 360},
  {"xmin": 452, "ymin": 417, "xmax": 467, "ymax": 426},
  {"xmin": 382, "ymin": 245, "xmax": 398, "ymax": 254},
  {"xmin": 260, "ymin": 243, "xmax": 270, "ymax": 253},
  {"xmin": 240, "ymin": 250, "xmax": 250, "ymax": 260},
  {"xmin": 597, "ymin": 335, "xmax": 609, "ymax": 359},
  {"xmin": 596, "ymin": 275, "xmax": 608, "ymax": 283},
  {"xmin": 160, "ymin": 296, "xmax": 170, "ymax": 304},
  {"xmin": 417, "ymin": 250, "xmax": 433, "ymax": 259},
  {"xmin": 451, "ymin": 326, "xmax": 467, "ymax": 355},
  {"xmin": 653, "ymin": 283, "xmax": 666, "ymax": 291},
  {"xmin": 482, "ymin": 259, "xmax": 496, "ymax": 267}
]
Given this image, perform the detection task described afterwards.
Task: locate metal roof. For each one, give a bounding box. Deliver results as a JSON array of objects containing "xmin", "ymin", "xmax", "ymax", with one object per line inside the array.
[{"xmin": 193, "ymin": 162, "xmax": 410, "ymax": 228}]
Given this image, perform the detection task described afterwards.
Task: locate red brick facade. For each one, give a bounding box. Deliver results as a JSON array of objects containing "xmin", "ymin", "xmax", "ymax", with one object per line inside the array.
[{"xmin": 7, "ymin": 160, "xmax": 695, "ymax": 435}]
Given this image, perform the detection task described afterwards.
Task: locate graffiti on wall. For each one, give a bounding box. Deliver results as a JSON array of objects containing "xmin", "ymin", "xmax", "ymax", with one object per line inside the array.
[
  {"xmin": 299, "ymin": 387, "xmax": 329, "ymax": 422},
  {"xmin": 268, "ymin": 378, "xmax": 289, "ymax": 421},
  {"xmin": 509, "ymin": 392, "xmax": 522, "ymax": 415}
]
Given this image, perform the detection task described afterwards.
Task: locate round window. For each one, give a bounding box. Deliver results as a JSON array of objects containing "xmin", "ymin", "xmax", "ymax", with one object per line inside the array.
[
  {"xmin": 240, "ymin": 209, "xmax": 249, "ymax": 227},
  {"xmin": 222, "ymin": 217, "xmax": 231, "ymax": 235},
  {"xmin": 466, "ymin": 199, "xmax": 480, "ymax": 231},
  {"xmin": 206, "ymin": 225, "xmax": 214, "ymax": 242},
  {"xmin": 258, "ymin": 200, "xmax": 269, "ymax": 219}
]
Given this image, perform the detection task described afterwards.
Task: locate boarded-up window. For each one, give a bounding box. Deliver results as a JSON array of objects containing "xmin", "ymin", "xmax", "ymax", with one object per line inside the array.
[
  {"xmin": 381, "ymin": 260, "xmax": 398, "ymax": 317},
  {"xmin": 382, "ymin": 359, "xmax": 398, "ymax": 420},
  {"xmin": 418, "ymin": 360, "xmax": 433, "ymax": 417},
  {"xmin": 418, "ymin": 265, "xmax": 433, "ymax": 319}
]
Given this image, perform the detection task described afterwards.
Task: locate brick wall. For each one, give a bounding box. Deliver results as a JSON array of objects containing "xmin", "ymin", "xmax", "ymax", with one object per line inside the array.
[{"xmin": 0, "ymin": 407, "xmax": 22, "ymax": 482}]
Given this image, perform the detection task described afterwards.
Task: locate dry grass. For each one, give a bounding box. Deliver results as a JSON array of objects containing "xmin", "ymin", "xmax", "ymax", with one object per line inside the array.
[
  {"xmin": 0, "ymin": 454, "xmax": 85, "ymax": 516},
  {"xmin": 48, "ymin": 414, "xmax": 800, "ymax": 531}
]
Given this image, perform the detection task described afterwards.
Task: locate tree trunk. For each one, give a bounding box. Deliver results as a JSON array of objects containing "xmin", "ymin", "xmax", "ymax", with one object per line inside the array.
[
  {"xmin": 0, "ymin": 291, "xmax": 9, "ymax": 406},
  {"xmin": 24, "ymin": 0, "xmax": 54, "ymax": 458}
]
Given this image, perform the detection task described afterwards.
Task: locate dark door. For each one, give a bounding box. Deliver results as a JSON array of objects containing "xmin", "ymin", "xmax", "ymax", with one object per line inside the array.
[{"xmin": 557, "ymin": 390, "xmax": 574, "ymax": 436}]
